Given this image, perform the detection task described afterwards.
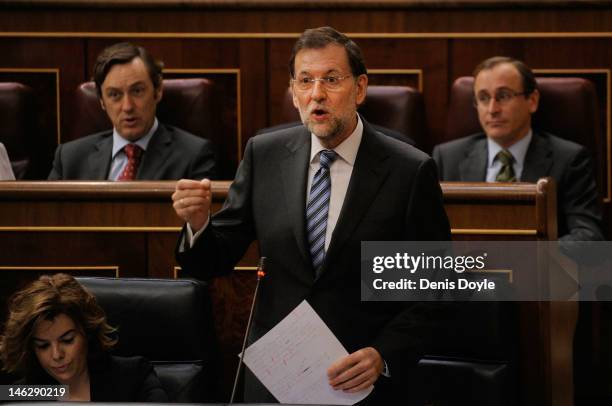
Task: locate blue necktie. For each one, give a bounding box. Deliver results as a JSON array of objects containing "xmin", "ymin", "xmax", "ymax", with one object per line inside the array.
[{"xmin": 306, "ymin": 149, "xmax": 338, "ymax": 271}]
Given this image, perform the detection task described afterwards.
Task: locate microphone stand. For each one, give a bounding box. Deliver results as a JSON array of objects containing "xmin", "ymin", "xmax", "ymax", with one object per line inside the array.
[{"xmin": 229, "ymin": 257, "xmax": 266, "ymax": 404}]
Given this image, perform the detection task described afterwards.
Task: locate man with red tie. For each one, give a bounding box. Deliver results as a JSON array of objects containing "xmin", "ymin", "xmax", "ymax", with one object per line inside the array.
[{"xmin": 48, "ymin": 42, "xmax": 216, "ymax": 181}]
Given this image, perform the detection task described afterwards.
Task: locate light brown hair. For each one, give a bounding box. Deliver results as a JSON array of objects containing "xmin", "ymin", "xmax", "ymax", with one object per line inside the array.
[{"xmin": 0, "ymin": 274, "xmax": 116, "ymax": 377}]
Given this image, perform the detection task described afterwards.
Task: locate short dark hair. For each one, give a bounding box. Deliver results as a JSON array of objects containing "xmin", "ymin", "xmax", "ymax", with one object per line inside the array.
[
  {"xmin": 0, "ymin": 273, "xmax": 117, "ymax": 377},
  {"xmin": 473, "ymin": 56, "xmax": 538, "ymax": 96},
  {"xmin": 289, "ymin": 26, "xmax": 367, "ymax": 78},
  {"xmin": 93, "ymin": 42, "xmax": 163, "ymax": 97}
]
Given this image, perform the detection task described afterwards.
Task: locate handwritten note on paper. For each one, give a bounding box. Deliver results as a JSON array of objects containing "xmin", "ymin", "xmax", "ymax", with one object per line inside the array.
[{"xmin": 242, "ymin": 300, "xmax": 373, "ymax": 405}]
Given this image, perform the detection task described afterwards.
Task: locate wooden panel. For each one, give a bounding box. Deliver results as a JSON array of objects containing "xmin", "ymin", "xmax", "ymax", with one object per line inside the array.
[
  {"xmin": 207, "ymin": 270, "xmax": 256, "ymax": 401},
  {"xmin": 0, "ymin": 38, "xmax": 85, "ymax": 178},
  {"xmin": 1, "ymin": 6, "xmax": 611, "ymax": 33},
  {"xmin": 267, "ymin": 38, "xmax": 295, "ymax": 126},
  {"xmin": 0, "ymin": 232, "xmax": 145, "ymax": 275},
  {"xmin": 0, "ymin": 70, "xmax": 57, "ymax": 178},
  {"xmin": 358, "ymin": 38, "xmax": 449, "ymax": 153}
]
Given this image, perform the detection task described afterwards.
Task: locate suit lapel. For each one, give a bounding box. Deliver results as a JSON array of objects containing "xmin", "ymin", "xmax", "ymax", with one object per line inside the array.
[
  {"xmin": 137, "ymin": 125, "xmax": 172, "ymax": 179},
  {"xmin": 323, "ymin": 122, "xmax": 391, "ymax": 269},
  {"xmin": 459, "ymin": 136, "xmax": 488, "ymax": 181},
  {"xmin": 521, "ymin": 132, "xmax": 553, "ymax": 182},
  {"xmin": 279, "ymin": 127, "xmax": 311, "ymax": 266},
  {"xmin": 90, "ymin": 135, "xmax": 113, "ymax": 179}
]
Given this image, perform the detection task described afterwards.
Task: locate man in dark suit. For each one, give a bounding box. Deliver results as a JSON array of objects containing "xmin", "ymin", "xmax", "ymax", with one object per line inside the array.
[
  {"xmin": 172, "ymin": 27, "xmax": 450, "ymax": 404},
  {"xmin": 48, "ymin": 42, "xmax": 216, "ymax": 180},
  {"xmin": 433, "ymin": 56, "xmax": 603, "ymax": 241}
]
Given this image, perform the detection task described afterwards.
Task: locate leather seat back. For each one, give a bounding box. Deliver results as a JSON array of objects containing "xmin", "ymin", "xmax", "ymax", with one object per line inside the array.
[{"xmin": 77, "ymin": 277, "xmax": 218, "ymax": 402}]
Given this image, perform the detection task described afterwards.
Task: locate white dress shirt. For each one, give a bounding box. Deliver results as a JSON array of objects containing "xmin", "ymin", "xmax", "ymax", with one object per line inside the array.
[{"xmin": 307, "ymin": 115, "xmax": 363, "ymax": 251}]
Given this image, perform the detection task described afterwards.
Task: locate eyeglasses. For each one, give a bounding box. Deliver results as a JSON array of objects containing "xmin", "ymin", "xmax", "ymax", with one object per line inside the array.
[
  {"xmin": 474, "ymin": 89, "xmax": 528, "ymax": 107},
  {"xmin": 291, "ymin": 75, "xmax": 352, "ymax": 91}
]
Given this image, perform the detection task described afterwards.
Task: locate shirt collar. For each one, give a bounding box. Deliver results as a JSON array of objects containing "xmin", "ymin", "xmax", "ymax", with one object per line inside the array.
[
  {"xmin": 111, "ymin": 117, "xmax": 159, "ymax": 159},
  {"xmin": 487, "ymin": 129, "xmax": 533, "ymax": 168},
  {"xmin": 310, "ymin": 114, "xmax": 363, "ymax": 166}
]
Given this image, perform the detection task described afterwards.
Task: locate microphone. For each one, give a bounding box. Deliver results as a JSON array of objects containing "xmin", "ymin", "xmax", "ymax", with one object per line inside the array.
[{"xmin": 229, "ymin": 256, "xmax": 266, "ymax": 404}]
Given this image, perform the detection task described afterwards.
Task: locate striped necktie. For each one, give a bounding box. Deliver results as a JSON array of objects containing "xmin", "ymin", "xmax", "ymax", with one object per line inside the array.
[{"xmin": 306, "ymin": 149, "xmax": 338, "ymax": 271}]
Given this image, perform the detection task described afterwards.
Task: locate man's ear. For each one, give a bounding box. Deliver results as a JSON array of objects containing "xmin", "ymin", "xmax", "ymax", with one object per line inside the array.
[
  {"xmin": 154, "ymin": 84, "xmax": 163, "ymax": 103},
  {"xmin": 99, "ymin": 97, "xmax": 106, "ymax": 111},
  {"xmin": 291, "ymin": 84, "xmax": 299, "ymax": 110},
  {"xmin": 528, "ymin": 88, "xmax": 540, "ymax": 114},
  {"xmin": 355, "ymin": 74, "xmax": 368, "ymax": 107},
  {"xmin": 291, "ymin": 84, "xmax": 298, "ymax": 108}
]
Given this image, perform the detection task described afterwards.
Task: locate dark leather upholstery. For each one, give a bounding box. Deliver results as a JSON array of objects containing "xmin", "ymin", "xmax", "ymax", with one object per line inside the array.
[
  {"xmin": 446, "ymin": 76, "xmax": 604, "ymax": 186},
  {"xmin": 70, "ymin": 78, "xmax": 215, "ymax": 142},
  {"xmin": 76, "ymin": 277, "xmax": 218, "ymax": 403},
  {"xmin": 419, "ymin": 358, "xmax": 514, "ymax": 406},
  {"xmin": 417, "ymin": 300, "xmax": 519, "ymax": 406},
  {"xmin": 0, "ymin": 82, "xmax": 37, "ymax": 179},
  {"xmin": 281, "ymin": 85, "xmax": 426, "ymax": 146}
]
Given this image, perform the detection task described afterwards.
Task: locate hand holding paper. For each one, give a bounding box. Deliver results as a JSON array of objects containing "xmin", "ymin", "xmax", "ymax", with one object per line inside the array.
[
  {"xmin": 242, "ymin": 300, "xmax": 373, "ymax": 405},
  {"xmin": 328, "ymin": 347, "xmax": 383, "ymax": 393}
]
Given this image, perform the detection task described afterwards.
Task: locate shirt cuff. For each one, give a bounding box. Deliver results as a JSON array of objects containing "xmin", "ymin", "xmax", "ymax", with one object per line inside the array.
[
  {"xmin": 182, "ymin": 217, "xmax": 210, "ymax": 250},
  {"xmin": 381, "ymin": 360, "xmax": 391, "ymax": 377}
]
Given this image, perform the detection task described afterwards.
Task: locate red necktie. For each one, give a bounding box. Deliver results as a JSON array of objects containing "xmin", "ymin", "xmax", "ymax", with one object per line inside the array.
[{"xmin": 118, "ymin": 144, "xmax": 143, "ymax": 181}]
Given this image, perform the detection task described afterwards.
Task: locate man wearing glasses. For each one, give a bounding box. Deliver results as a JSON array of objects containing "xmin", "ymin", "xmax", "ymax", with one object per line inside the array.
[
  {"xmin": 173, "ymin": 26, "xmax": 450, "ymax": 404},
  {"xmin": 433, "ymin": 56, "xmax": 603, "ymax": 241}
]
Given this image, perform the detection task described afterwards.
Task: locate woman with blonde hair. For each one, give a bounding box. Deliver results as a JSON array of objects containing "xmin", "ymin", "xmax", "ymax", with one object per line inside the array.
[{"xmin": 0, "ymin": 273, "xmax": 167, "ymax": 401}]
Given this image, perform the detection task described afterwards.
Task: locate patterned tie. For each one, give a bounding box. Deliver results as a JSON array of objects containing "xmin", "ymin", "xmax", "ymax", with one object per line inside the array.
[
  {"xmin": 495, "ymin": 149, "xmax": 516, "ymax": 182},
  {"xmin": 118, "ymin": 144, "xmax": 143, "ymax": 181},
  {"xmin": 306, "ymin": 149, "xmax": 338, "ymax": 271}
]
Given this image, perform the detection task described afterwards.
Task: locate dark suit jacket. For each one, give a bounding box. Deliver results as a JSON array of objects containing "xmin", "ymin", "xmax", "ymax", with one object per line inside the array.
[
  {"xmin": 89, "ymin": 355, "xmax": 167, "ymax": 402},
  {"xmin": 178, "ymin": 119, "xmax": 451, "ymax": 404},
  {"xmin": 24, "ymin": 355, "xmax": 167, "ymax": 402},
  {"xmin": 432, "ymin": 131, "xmax": 604, "ymax": 241},
  {"xmin": 48, "ymin": 123, "xmax": 217, "ymax": 180}
]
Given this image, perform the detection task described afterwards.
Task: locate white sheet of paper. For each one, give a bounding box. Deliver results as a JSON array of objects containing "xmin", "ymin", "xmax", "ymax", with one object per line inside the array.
[{"xmin": 242, "ymin": 300, "xmax": 373, "ymax": 405}]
